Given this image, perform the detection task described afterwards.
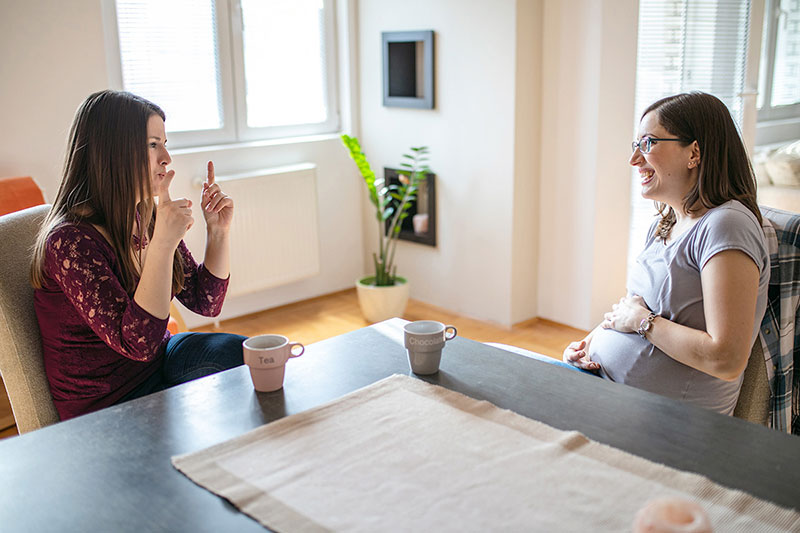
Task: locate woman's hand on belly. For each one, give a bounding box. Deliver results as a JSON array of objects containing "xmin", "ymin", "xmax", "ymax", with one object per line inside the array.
[
  {"xmin": 563, "ymin": 339, "xmax": 601, "ymax": 371},
  {"xmin": 602, "ymin": 295, "xmax": 651, "ymax": 333}
]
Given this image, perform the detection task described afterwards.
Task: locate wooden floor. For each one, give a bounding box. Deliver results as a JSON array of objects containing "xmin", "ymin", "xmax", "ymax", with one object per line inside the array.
[
  {"xmin": 194, "ymin": 289, "xmax": 587, "ymax": 357},
  {"xmin": 1, "ymin": 289, "xmax": 586, "ymax": 440}
]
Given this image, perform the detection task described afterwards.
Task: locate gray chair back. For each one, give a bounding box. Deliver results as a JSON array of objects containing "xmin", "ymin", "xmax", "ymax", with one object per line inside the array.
[{"xmin": 0, "ymin": 205, "xmax": 60, "ymax": 433}]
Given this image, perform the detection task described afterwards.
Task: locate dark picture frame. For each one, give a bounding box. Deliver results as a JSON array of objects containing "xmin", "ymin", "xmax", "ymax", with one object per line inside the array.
[
  {"xmin": 382, "ymin": 30, "xmax": 435, "ymax": 109},
  {"xmin": 384, "ymin": 167, "xmax": 436, "ymax": 247}
]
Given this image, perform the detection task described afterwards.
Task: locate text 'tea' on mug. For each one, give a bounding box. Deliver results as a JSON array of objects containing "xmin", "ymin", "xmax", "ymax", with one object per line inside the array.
[{"xmin": 242, "ymin": 334, "xmax": 304, "ymax": 392}]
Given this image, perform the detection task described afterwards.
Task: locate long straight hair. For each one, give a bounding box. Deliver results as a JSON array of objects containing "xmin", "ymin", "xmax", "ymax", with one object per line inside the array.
[
  {"xmin": 642, "ymin": 92, "xmax": 761, "ymax": 241},
  {"xmin": 31, "ymin": 90, "xmax": 185, "ymax": 293}
]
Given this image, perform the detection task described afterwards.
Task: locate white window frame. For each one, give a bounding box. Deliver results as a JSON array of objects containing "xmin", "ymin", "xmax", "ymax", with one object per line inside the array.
[
  {"xmin": 229, "ymin": 0, "xmax": 340, "ymax": 142},
  {"xmin": 758, "ymin": 0, "xmax": 800, "ymax": 121},
  {"xmin": 754, "ymin": 0, "xmax": 800, "ymax": 145},
  {"xmin": 101, "ymin": 0, "xmax": 340, "ymax": 149}
]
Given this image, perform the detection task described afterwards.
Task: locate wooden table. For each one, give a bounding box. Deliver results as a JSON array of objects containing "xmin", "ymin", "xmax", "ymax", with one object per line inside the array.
[{"xmin": 0, "ymin": 319, "xmax": 797, "ymax": 531}]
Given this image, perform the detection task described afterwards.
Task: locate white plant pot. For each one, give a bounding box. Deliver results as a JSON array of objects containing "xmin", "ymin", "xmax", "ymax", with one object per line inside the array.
[{"xmin": 356, "ymin": 276, "xmax": 410, "ymax": 323}]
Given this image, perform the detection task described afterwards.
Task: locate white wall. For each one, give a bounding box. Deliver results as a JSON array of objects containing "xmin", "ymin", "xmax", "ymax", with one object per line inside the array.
[
  {"xmin": 356, "ymin": 0, "xmax": 638, "ymax": 331},
  {"xmin": 511, "ymin": 0, "xmax": 543, "ymax": 324},
  {"xmin": 537, "ymin": 0, "xmax": 639, "ymax": 330},
  {"xmin": 0, "ymin": 0, "xmax": 109, "ymax": 198},
  {"xmin": 0, "ymin": 0, "xmax": 364, "ymax": 329},
  {"xmin": 357, "ymin": 0, "xmax": 540, "ymax": 327}
]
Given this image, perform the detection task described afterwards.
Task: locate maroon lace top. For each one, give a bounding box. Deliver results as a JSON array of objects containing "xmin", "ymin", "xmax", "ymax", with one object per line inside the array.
[{"xmin": 34, "ymin": 222, "xmax": 229, "ymax": 420}]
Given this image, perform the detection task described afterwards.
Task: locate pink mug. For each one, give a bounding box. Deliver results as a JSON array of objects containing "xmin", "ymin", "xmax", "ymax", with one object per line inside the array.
[
  {"xmin": 632, "ymin": 497, "xmax": 712, "ymax": 533},
  {"xmin": 242, "ymin": 334, "xmax": 304, "ymax": 392}
]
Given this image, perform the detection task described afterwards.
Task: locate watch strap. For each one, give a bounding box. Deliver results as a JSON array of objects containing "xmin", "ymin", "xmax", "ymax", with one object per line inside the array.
[{"xmin": 637, "ymin": 312, "xmax": 657, "ymax": 339}]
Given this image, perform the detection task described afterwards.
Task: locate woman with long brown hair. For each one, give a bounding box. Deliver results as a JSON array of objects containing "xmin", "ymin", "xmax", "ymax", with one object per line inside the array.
[
  {"xmin": 563, "ymin": 92, "xmax": 769, "ymax": 415},
  {"xmin": 31, "ymin": 90, "xmax": 244, "ymax": 420}
]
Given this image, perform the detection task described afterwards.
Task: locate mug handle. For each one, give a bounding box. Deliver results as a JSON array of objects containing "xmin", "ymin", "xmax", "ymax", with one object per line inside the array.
[
  {"xmin": 444, "ymin": 326, "xmax": 457, "ymax": 341},
  {"xmin": 289, "ymin": 342, "xmax": 305, "ymax": 358}
]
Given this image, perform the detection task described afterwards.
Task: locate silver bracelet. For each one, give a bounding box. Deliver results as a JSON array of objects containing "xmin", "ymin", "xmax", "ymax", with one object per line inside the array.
[{"xmin": 637, "ymin": 312, "xmax": 657, "ymax": 340}]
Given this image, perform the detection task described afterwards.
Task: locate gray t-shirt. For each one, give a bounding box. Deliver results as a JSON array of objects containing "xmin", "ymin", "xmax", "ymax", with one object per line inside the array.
[{"xmin": 589, "ymin": 200, "xmax": 769, "ymax": 415}]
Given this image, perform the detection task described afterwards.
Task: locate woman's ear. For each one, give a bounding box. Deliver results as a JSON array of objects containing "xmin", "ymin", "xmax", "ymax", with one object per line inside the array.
[{"xmin": 688, "ymin": 140, "xmax": 701, "ymax": 169}]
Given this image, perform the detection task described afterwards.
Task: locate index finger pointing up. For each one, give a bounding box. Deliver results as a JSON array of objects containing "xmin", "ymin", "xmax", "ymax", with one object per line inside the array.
[{"xmin": 207, "ymin": 161, "xmax": 215, "ymax": 186}]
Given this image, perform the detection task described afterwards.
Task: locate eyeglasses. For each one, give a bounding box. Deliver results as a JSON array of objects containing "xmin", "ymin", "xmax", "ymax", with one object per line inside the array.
[{"xmin": 631, "ymin": 136, "xmax": 692, "ymax": 154}]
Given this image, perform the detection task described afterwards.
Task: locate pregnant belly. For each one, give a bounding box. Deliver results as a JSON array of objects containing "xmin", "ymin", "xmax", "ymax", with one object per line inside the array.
[{"xmin": 588, "ymin": 327, "xmax": 651, "ymax": 383}]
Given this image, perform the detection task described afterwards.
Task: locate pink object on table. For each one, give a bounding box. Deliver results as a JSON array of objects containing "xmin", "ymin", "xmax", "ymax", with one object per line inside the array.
[{"xmin": 633, "ymin": 497, "xmax": 712, "ymax": 533}]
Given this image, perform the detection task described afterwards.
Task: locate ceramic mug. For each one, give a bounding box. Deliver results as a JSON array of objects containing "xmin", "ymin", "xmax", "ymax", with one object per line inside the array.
[
  {"xmin": 403, "ymin": 320, "xmax": 457, "ymax": 374},
  {"xmin": 242, "ymin": 334, "xmax": 304, "ymax": 392},
  {"xmin": 632, "ymin": 497, "xmax": 712, "ymax": 533}
]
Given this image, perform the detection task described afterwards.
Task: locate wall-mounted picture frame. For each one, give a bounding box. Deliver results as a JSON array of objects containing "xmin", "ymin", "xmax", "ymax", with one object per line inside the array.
[
  {"xmin": 384, "ymin": 167, "xmax": 436, "ymax": 247},
  {"xmin": 382, "ymin": 30, "xmax": 434, "ymax": 109}
]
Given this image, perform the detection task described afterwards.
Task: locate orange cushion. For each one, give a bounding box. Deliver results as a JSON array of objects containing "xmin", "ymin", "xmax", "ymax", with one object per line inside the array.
[
  {"xmin": 167, "ymin": 316, "xmax": 180, "ymax": 335},
  {"xmin": 0, "ymin": 177, "xmax": 45, "ymax": 216}
]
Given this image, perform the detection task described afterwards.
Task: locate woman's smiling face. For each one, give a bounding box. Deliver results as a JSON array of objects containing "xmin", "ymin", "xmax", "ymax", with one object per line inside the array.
[{"xmin": 630, "ymin": 111, "xmax": 698, "ymax": 209}]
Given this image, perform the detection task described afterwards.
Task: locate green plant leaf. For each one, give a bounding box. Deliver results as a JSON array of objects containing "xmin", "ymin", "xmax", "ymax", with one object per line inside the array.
[{"xmin": 341, "ymin": 134, "xmax": 379, "ymax": 208}]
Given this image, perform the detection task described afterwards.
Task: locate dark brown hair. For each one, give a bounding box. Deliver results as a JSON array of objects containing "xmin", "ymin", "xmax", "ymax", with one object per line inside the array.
[
  {"xmin": 31, "ymin": 90, "xmax": 184, "ymax": 293},
  {"xmin": 642, "ymin": 92, "xmax": 761, "ymax": 241}
]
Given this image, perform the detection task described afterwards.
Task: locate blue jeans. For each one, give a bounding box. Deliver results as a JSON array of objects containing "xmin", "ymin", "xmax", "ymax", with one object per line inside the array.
[
  {"xmin": 523, "ymin": 350, "xmax": 600, "ymax": 376},
  {"xmin": 486, "ymin": 342, "xmax": 600, "ymax": 376},
  {"xmin": 117, "ymin": 332, "xmax": 246, "ymax": 404}
]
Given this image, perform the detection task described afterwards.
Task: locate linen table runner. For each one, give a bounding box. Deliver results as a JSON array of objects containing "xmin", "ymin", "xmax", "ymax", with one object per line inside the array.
[{"xmin": 172, "ymin": 375, "xmax": 800, "ymax": 532}]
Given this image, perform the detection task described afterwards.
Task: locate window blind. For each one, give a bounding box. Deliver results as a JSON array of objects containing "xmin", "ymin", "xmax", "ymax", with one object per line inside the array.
[{"xmin": 115, "ymin": 0, "xmax": 223, "ymax": 133}]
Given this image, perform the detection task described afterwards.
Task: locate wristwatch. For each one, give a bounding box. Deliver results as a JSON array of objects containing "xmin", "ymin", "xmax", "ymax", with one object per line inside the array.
[{"xmin": 637, "ymin": 312, "xmax": 657, "ymax": 340}]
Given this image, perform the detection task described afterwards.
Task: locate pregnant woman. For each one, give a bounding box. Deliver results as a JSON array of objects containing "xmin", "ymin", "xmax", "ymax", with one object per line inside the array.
[{"xmin": 563, "ymin": 92, "xmax": 769, "ymax": 415}]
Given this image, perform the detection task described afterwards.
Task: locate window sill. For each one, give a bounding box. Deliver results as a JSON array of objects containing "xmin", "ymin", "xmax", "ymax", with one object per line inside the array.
[
  {"xmin": 755, "ymin": 117, "xmax": 800, "ymax": 147},
  {"xmin": 169, "ymin": 132, "xmax": 343, "ymax": 156}
]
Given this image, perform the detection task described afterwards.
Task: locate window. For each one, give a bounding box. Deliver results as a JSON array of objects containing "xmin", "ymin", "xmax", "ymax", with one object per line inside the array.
[
  {"xmin": 758, "ymin": 0, "xmax": 800, "ymax": 121},
  {"xmin": 107, "ymin": 0, "xmax": 339, "ymax": 148},
  {"xmin": 628, "ymin": 0, "xmax": 752, "ymax": 270}
]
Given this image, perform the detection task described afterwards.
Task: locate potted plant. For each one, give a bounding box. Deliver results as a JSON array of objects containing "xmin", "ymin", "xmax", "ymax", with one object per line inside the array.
[{"xmin": 341, "ymin": 134, "xmax": 431, "ymax": 322}]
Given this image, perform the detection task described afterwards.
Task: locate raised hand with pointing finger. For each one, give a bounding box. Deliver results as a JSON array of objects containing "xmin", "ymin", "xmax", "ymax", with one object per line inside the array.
[{"xmin": 201, "ymin": 161, "xmax": 234, "ymax": 234}]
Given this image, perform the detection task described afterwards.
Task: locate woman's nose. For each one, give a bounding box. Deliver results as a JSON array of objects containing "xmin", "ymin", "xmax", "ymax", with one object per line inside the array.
[
  {"xmin": 629, "ymin": 149, "xmax": 643, "ymax": 166},
  {"xmin": 161, "ymin": 148, "xmax": 171, "ymax": 166}
]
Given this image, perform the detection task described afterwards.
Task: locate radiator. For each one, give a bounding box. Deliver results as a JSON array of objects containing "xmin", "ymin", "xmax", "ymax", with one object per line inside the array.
[{"xmin": 204, "ymin": 163, "xmax": 321, "ymax": 298}]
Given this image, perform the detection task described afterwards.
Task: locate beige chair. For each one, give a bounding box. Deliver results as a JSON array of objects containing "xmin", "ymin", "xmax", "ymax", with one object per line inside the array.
[
  {"xmin": 732, "ymin": 338, "xmax": 770, "ymax": 425},
  {"xmin": 736, "ymin": 205, "xmax": 800, "ymax": 430},
  {"xmin": 0, "ymin": 205, "xmax": 60, "ymax": 433}
]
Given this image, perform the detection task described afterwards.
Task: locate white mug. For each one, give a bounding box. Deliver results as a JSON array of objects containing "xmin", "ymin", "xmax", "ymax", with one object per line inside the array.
[{"xmin": 242, "ymin": 334, "xmax": 304, "ymax": 392}]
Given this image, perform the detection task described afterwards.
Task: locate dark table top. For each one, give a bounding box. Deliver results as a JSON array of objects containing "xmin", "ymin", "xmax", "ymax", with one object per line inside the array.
[{"xmin": 1, "ymin": 319, "xmax": 798, "ymax": 532}]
